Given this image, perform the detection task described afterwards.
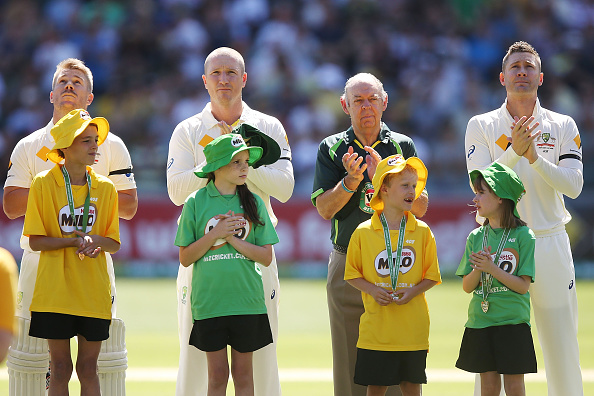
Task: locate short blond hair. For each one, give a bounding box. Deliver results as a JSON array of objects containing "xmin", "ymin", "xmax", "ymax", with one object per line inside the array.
[{"xmin": 52, "ymin": 58, "xmax": 93, "ymax": 92}]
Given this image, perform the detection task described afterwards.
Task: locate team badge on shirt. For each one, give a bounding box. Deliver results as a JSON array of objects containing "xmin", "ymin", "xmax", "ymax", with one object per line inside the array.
[
  {"xmin": 359, "ymin": 182, "xmax": 375, "ymax": 214},
  {"xmin": 536, "ymin": 133, "xmax": 556, "ymax": 153},
  {"xmin": 374, "ymin": 247, "xmax": 416, "ymax": 277}
]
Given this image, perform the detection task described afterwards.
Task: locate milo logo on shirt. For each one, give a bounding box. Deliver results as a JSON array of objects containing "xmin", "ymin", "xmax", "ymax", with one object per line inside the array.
[
  {"xmin": 58, "ymin": 204, "xmax": 96, "ymax": 234},
  {"xmin": 359, "ymin": 182, "xmax": 375, "ymax": 214},
  {"xmin": 205, "ymin": 214, "xmax": 251, "ymax": 250},
  {"xmin": 491, "ymin": 248, "xmax": 519, "ymax": 274},
  {"xmin": 374, "ymin": 246, "xmax": 416, "ymax": 277}
]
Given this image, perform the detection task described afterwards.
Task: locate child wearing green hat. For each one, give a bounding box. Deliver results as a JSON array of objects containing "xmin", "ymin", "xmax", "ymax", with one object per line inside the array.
[
  {"xmin": 344, "ymin": 154, "xmax": 441, "ymax": 396},
  {"xmin": 23, "ymin": 109, "xmax": 120, "ymax": 395},
  {"xmin": 174, "ymin": 133, "xmax": 279, "ymax": 395},
  {"xmin": 456, "ymin": 162, "xmax": 537, "ymax": 395}
]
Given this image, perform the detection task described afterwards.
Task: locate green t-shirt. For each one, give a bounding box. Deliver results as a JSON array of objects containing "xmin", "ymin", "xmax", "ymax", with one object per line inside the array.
[
  {"xmin": 311, "ymin": 123, "xmax": 418, "ymax": 247},
  {"xmin": 456, "ymin": 225, "xmax": 535, "ymax": 329},
  {"xmin": 175, "ymin": 182, "xmax": 279, "ymax": 321}
]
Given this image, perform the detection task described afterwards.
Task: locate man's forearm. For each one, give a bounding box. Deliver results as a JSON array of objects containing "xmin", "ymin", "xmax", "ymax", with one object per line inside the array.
[
  {"xmin": 2, "ymin": 187, "xmax": 29, "ymax": 219},
  {"xmin": 117, "ymin": 189, "xmax": 138, "ymax": 220}
]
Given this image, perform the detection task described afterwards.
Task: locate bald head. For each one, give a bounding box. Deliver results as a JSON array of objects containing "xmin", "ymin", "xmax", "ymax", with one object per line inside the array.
[
  {"xmin": 341, "ymin": 73, "xmax": 386, "ymax": 106},
  {"xmin": 204, "ymin": 47, "xmax": 246, "ymax": 75}
]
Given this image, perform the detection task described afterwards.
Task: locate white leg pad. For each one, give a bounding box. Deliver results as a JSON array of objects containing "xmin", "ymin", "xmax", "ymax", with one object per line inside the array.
[
  {"xmin": 7, "ymin": 317, "xmax": 49, "ymax": 396},
  {"xmin": 98, "ymin": 318, "xmax": 127, "ymax": 396}
]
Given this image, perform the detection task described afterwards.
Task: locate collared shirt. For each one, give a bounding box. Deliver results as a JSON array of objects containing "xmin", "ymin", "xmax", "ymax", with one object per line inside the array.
[
  {"xmin": 174, "ymin": 181, "xmax": 279, "ymax": 320},
  {"xmin": 344, "ymin": 211, "xmax": 441, "ymax": 351},
  {"xmin": 167, "ymin": 102, "xmax": 294, "ymax": 226},
  {"xmin": 465, "ymin": 99, "xmax": 583, "ymax": 233},
  {"xmin": 311, "ymin": 123, "xmax": 418, "ymax": 247},
  {"xmin": 456, "ymin": 225, "xmax": 535, "ymax": 329},
  {"xmin": 24, "ymin": 165, "xmax": 119, "ymax": 320}
]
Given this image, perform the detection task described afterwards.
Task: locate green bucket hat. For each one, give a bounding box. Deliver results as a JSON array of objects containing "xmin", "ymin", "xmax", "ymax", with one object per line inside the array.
[
  {"xmin": 194, "ymin": 134, "xmax": 263, "ymax": 178},
  {"xmin": 233, "ymin": 123, "xmax": 281, "ymax": 168},
  {"xmin": 469, "ymin": 162, "xmax": 526, "ymax": 218}
]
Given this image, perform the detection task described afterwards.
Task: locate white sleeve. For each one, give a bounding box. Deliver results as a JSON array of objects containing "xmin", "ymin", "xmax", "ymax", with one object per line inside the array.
[
  {"xmin": 4, "ymin": 139, "xmax": 33, "ymax": 189},
  {"xmin": 105, "ymin": 134, "xmax": 137, "ymax": 191},
  {"xmin": 246, "ymin": 120, "xmax": 294, "ymax": 203},
  {"xmin": 166, "ymin": 123, "xmax": 207, "ymax": 206},
  {"xmin": 465, "ymin": 116, "xmax": 521, "ymax": 173},
  {"xmin": 530, "ymin": 120, "xmax": 583, "ymax": 199}
]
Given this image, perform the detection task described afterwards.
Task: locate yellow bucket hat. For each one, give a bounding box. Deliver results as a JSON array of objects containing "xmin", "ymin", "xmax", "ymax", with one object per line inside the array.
[
  {"xmin": 369, "ymin": 155, "xmax": 428, "ymax": 213},
  {"xmin": 47, "ymin": 109, "xmax": 109, "ymax": 163}
]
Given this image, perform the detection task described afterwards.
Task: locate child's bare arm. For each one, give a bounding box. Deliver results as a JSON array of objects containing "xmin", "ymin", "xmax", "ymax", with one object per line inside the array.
[
  {"xmin": 347, "ymin": 277, "xmax": 393, "ymax": 306},
  {"xmin": 393, "ymin": 279, "xmax": 438, "ymax": 305},
  {"xmin": 225, "ymin": 239, "xmax": 273, "ymax": 266},
  {"xmin": 29, "ymin": 235, "xmax": 83, "ymax": 251},
  {"xmin": 462, "ymin": 264, "xmax": 482, "ymax": 293},
  {"xmin": 73, "ymin": 231, "xmax": 120, "ymax": 257}
]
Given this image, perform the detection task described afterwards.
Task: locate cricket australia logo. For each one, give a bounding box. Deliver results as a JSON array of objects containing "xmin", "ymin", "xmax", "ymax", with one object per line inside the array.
[
  {"xmin": 205, "ymin": 214, "xmax": 251, "ymax": 250},
  {"xmin": 359, "ymin": 182, "xmax": 375, "ymax": 214},
  {"xmin": 181, "ymin": 286, "xmax": 187, "ymax": 305},
  {"xmin": 536, "ymin": 133, "xmax": 556, "ymax": 153},
  {"xmin": 58, "ymin": 204, "xmax": 96, "ymax": 234},
  {"xmin": 374, "ymin": 247, "xmax": 416, "ymax": 277}
]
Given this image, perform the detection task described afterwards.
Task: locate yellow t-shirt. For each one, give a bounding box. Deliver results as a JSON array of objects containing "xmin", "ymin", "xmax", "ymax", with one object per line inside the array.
[
  {"xmin": 24, "ymin": 165, "xmax": 120, "ymax": 320},
  {"xmin": 345, "ymin": 211, "xmax": 441, "ymax": 351},
  {"xmin": 0, "ymin": 247, "xmax": 18, "ymax": 334}
]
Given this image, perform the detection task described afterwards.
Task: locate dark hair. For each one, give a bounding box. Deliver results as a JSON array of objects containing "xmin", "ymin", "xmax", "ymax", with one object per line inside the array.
[
  {"xmin": 207, "ymin": 173, "xmax": 264, "ymax": 226},
  {"xmin": 472, "ymin": 174, "xmax": 526, "ymax": 229},
  {"xmin": 502, "ymin": 41, "xmax": 541, "ymax": 72}
]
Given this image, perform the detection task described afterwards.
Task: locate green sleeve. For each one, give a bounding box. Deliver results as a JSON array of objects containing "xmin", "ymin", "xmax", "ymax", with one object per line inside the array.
[
  {"xmin": 456, "ymin": 230, "xmax": 477, "ymax": 278},
  {"xmin": 515, "ymin": 227, "xmax": 536, "ymax": 282},
  {"xmin": 175, "ymin": 194, "xmax": 198, "ymax": 247},
  {"xmin": 253, "ymin": 196, "xmax": 279, "ymax": 246}
]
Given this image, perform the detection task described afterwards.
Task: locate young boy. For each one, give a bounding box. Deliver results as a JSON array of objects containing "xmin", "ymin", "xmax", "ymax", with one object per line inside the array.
[
  {"xmin": 344, "ymin": 154, "xmax": 441, "ymax": 396},
  {"xmin": 24, "ymin": 109, "xmax": 120, "ymax": 396}
]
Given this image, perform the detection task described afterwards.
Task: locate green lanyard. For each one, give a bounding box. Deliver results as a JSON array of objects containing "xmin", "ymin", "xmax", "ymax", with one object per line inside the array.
[
  {"xmin": 61, "ymin": 165, "xmax": 92, "ymax": 234},
  {"xmin": 379, "ymin": 213, "xmax": 406, "ymax": 300},
  {"xmin": 480, "ymin": 225, "xmax": 511, "ymax": 313}
]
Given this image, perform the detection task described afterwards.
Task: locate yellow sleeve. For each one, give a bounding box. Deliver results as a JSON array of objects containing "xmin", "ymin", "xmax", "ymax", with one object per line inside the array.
[
  {"xmin": 103, "ymin": 185, "xmax": 120, "ymax": 244},
  {"xmin": 23, "ymin": 176, "xmax": 47, "ymax": 237}
]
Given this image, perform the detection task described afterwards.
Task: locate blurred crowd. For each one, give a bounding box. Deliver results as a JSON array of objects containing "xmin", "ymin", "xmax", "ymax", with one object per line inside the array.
[{"xmin": 1, "ymin": 0, "xmax": 594, "ymax": 198}]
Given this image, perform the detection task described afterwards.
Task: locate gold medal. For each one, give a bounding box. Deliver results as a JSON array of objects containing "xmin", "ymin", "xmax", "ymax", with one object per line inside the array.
[
  {"xmin": 481, "ymin": 300, "xmax": 489, "ymax": 313},
  {"xmin": 78, "ymin": 253, "xmax": 85, "ymax": 260}
]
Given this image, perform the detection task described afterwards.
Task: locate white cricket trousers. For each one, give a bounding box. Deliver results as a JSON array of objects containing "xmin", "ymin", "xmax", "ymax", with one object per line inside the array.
[{"xmin": 175, "ymin": 251, "xmax": 281, "ymax": 396}]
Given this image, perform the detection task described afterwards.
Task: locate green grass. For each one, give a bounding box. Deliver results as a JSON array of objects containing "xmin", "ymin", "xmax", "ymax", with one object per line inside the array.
[{"xmin": 2, "ymin": 277, "xmax": 593, "ymax": 395}]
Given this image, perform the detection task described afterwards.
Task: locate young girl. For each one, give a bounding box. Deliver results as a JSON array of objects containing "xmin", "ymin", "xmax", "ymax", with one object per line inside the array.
[
  {"xmin": 175, "ymin": 133, "xmax": 279, "ymax": 396},
  {"xmin": 456, "ymin": 162, "xmax": 537, "ymax": 396},
  {"xmin": 24, "ymin": 109, "xmax": 120, "ymax": 396}
]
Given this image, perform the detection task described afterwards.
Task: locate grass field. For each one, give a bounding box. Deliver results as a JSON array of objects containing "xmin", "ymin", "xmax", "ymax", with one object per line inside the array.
[{"xmin": 1, "ymin": 277, "xmax": 593, "ymax": 395}]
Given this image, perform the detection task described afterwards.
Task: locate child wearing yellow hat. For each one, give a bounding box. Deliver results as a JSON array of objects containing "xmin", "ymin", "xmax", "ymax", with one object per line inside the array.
[
  {"xmin": 23, "ymin": 109, "xmax": 120, "ymax": 395},
  {"xmin": 344, "ymin": 154, "xmax": 441, "ymax": 396}
]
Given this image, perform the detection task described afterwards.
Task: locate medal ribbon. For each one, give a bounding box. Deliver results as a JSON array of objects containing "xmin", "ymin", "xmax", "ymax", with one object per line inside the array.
[
  {"xmin": 379, "ymin": 213, "xmax": 407, "ymax": 295},
  {"xmin": 480, "ymin": 225, "xmax": 511, "ymax": 305},
  {"xmin": 61, "ymin": 165, "xmax": 92, "ymax": 234}
]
